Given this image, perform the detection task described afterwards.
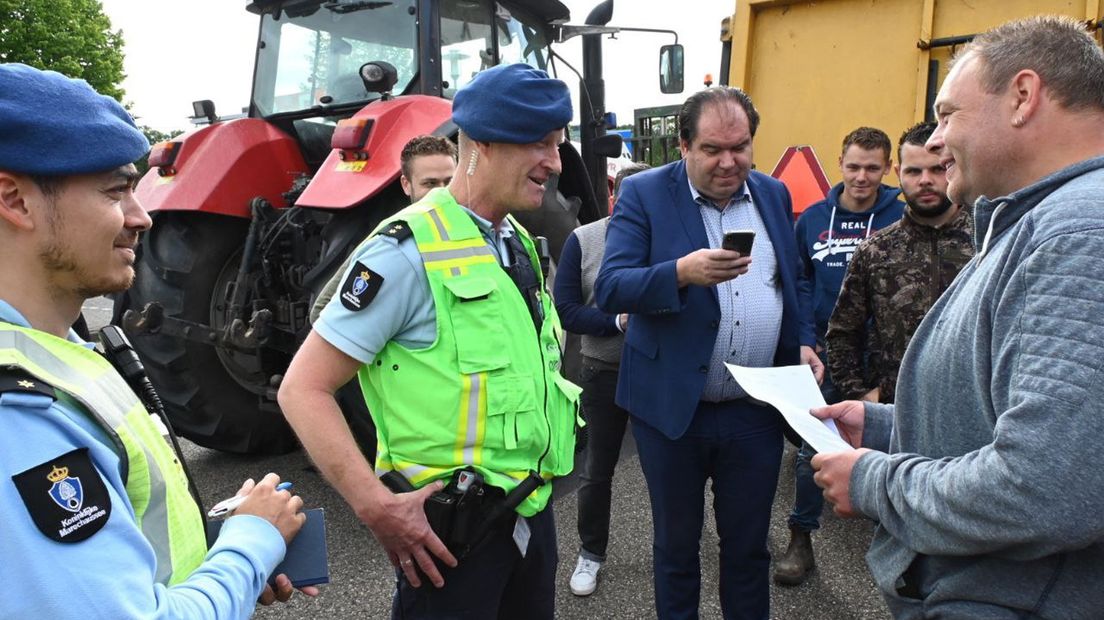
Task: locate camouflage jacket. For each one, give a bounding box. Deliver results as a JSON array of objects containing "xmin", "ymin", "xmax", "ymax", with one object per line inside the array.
[{"xmin": 825, "ymin": 207, "xmax": 973, "ymax": 402}]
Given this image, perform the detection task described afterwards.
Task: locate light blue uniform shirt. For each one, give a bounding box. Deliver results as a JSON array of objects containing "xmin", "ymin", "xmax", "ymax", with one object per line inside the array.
[
  {"xmin": 0, "ymin": 301, "xmax": 285, "ymax": 620},
  {"xmin": 315, "ymin": 202, "xmax": 516, "ymax": 364},
  {"xmin": 689, "ymin": 179, "xmax": 784, "ymax": 402}
]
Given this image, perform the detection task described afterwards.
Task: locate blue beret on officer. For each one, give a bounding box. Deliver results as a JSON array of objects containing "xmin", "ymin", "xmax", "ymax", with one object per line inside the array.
[
  {"xmin": 0, "ymin": 63, "xmax": 149, "ymax": 176},
  {"xmin": 452, "ymin": 63, "xmax": 572, "ymax": 144}
]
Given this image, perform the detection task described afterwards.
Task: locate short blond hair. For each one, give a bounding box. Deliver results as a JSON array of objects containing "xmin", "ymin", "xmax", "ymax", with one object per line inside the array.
[{"xmin": 957, "ymin": 15, "xmax": 1104, "ymax": 112}]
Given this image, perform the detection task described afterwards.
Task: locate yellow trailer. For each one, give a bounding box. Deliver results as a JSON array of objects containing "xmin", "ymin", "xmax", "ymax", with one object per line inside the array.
[{"xmin": 720, "ymin": 0, "xmax": 1104, "ymax": 207}]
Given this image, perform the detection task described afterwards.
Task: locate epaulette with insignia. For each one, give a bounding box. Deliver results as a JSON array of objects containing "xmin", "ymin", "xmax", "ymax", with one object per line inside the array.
[
  {"xmin": 378, "ymin": 221, "xmax": 413, "ymax": 242},
  {"xmin": 0, "ymin": 368, "xmax": 56, "ymax": 401}
]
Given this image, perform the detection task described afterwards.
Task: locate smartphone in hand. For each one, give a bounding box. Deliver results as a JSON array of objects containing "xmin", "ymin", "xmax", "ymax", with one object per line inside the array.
[{"xmin": 722, "ymin": 230, "xmax": 755, "ymax": 255}]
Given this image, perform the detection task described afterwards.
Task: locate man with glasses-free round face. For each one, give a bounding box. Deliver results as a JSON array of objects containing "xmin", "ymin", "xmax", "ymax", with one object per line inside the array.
[{"xmin": 813, "ymin": 16, "xmax": 1104, "ymax": 617}]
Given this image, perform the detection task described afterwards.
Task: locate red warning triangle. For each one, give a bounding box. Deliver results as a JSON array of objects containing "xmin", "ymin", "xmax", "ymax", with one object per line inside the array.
[{"xmin": 769, "ymin": 145, "xmax": 831, "ymax": 219}]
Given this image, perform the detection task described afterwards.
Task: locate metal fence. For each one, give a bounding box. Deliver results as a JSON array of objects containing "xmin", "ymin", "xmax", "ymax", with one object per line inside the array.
[{"xmin": 629, "ymin": 104, "xmax": 682, "ymax": 167}]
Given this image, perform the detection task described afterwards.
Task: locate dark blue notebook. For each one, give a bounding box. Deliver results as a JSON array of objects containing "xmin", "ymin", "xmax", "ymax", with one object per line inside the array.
[
  {"xmin": 207, "ymin": 507, "xmax": 329, "ymax": 588},
  {"xmin": 271, "ymin": 507, "xmax": 329, "ymax": 587}
]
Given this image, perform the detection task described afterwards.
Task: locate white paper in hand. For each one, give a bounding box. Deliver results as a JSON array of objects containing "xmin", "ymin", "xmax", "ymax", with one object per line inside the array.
[{"xmin": 725, "ymin": 363, "xmax": 853, "ymax": 453}]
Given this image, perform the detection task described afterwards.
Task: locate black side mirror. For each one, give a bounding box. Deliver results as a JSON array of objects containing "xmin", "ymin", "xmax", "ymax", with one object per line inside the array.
[
  {"xmin": 191, "ymin": 100, "xmax": 217, "ymax": 124},
  {"xmin": 592, "ymin": 133, "xmax": 624, "ymax": 158},
  {"xmin": 659, "ymin": 44, "xmax": 684, "ymax": 94}
]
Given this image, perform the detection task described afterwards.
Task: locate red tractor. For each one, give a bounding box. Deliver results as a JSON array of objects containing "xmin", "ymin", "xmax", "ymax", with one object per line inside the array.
[{"xmin": 118, "ymin": 0, "xmax": 683, "ymax": 454}]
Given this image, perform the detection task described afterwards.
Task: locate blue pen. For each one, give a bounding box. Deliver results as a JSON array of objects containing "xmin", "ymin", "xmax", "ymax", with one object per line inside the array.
[{"xmin": 207, "ymin": 481, "xmax": 294, "ymax": 518}]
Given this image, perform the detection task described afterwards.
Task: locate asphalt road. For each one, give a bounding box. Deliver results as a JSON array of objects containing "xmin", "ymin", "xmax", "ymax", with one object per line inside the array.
[{"xmin": 83, "ymin": 299, "xmax": 890, "ymax": 619}]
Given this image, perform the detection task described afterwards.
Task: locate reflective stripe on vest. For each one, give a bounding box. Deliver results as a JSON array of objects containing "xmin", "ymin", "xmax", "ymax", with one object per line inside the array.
[
  {"xmin": 0, "ymin": 325, "xmax": 207, "ymax": 585},
  {"xmin": 359, "ymin": 189, "xmax": 581, "ymax": 516}
]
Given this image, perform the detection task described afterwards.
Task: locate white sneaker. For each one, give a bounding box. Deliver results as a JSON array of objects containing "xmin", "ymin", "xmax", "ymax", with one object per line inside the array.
[{"xmin": 569, "ymin": 555, "xmax": 602, "ymax": 596}]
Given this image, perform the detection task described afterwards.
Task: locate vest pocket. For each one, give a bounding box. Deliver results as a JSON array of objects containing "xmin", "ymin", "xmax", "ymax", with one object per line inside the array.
[
  {"xmin": 486, "ymin": 372, "xmax": 539, "ymax": 451},
  {"xmin": 443, "ymin": 276, "xmax": 510, "ymax": 373},
  {"xmin": 547, "ymin": 373, "xmax": 582, "ymax": 474}
]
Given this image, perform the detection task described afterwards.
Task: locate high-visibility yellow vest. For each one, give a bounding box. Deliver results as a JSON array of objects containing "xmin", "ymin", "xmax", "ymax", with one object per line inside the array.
[
  {"xmin": 360, "ymin": 190, "xmax": 581, "ymax": 516},
  {"xmin": 0, "ymin": 324, "xmax": 207, "ymax": 585}
]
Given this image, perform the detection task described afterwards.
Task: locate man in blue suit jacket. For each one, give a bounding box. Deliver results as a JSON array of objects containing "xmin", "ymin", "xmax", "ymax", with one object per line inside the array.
[{"xmin": 595, "ymin": 88, "xmax": 820, "ymax": 619}]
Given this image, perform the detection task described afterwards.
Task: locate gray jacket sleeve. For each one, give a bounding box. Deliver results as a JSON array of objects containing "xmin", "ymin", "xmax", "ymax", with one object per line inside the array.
[
  {"xmin": 850, "ymin": 230, "xmax": 1104, "ymax": 560},
  {"xmin": 861, "ymin": 402, "xmax": 894, "ymax": 451}
]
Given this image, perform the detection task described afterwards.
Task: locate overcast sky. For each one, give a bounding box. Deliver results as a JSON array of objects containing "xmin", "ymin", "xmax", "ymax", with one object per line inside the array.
[{"xmin": 99, "ymin": 0, "xmax": 733, "ymax": 131}]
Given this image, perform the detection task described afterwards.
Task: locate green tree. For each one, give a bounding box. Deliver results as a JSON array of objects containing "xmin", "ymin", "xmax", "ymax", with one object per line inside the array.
[
  {"xmin": 141, "ymin": 126, "xmax": 183, "ymax": 147},
  {"xmin": 0, "ymin": 0, "xmax": 126, "ymax": 101}
]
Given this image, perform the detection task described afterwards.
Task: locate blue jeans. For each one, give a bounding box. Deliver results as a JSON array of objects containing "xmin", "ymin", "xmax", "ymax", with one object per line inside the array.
[
  {"xmin": 633, "ymin": 399, "xmax": 783, "ymax": 620},
  {"xmin": 576, "ymin": 364, "xmax": 630, "ymax": 561},
  {"xmin": 789, "ymin": 441, "xmax": 824, "ymax": 532},
  {"xmin": 788, "ymin": 349, "xmax": 839, "ymax": 532}
]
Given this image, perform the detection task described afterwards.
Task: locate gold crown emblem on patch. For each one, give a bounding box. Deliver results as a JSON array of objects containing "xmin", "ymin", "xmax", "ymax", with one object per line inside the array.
[
  {"xmin": 360, "ymin": 271, "xmax": 371, "ymax": 280},
  {"xmin": 47, "ymin": 465, "xmax": 69, "ymax": 483}
]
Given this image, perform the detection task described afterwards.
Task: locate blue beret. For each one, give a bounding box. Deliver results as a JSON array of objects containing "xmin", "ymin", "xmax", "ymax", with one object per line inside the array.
[
  {"xmin": 452, "ymin": 63, "xmax": 572, "ymax": 144},
  {"xmin": 0, "ymin": 63, "xmax": 149, "ymax": 176}
]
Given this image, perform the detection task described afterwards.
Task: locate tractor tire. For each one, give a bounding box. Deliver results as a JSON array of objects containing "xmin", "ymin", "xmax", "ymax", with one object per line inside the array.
[{"xmin": 125, "ymin": 212, "xmax": 299, "ymax": 455}]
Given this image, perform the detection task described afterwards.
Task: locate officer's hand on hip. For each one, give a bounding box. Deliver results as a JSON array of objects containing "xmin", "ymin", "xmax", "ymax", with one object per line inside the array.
[
  {"xmin": 233, "ymin": 472, "xmax": 306, "ymax": 545},
  {"xmin": 363, "ymin": 480, "xmax": 457, "ymax": 588}
]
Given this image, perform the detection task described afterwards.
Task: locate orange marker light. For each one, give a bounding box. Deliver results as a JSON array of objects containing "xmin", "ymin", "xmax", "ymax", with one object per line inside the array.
[
  {"xmin": 332, "ymin": 118, "xmax": 373, "ymax": 153},
  {"xmin": 148, "ymin": 141, "xmax": 180, "ymax": 176}
]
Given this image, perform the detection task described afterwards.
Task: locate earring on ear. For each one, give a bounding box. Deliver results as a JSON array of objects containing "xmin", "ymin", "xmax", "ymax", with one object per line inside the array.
[
  {"xmin": 467, "ymin": 150, "xmax": 479, "ymax": 176},
  {"xmin": 1013, "ymin": 116, "xmax": 1025, "ymax": 127}
]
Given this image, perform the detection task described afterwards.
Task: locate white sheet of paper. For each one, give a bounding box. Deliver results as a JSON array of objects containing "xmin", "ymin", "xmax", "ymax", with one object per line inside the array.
[{"xmin": 725, "ymin": 363, "xmax": 854, "ymax": 453}]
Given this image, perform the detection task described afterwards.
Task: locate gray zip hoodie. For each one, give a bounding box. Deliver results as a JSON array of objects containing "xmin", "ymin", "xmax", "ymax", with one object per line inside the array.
[{"xmin": 852, "ymin": 156, "xmax": 1104, "ymax": 618}]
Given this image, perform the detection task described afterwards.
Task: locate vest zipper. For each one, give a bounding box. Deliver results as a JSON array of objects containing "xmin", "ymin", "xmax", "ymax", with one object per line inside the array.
[
  {"xmin": 500, "ymin": 242, "xmax": 552, "ymax": 476},
  {"xmin": 536, "ymin": 327, "xmax": 552, "ymax": 474}
]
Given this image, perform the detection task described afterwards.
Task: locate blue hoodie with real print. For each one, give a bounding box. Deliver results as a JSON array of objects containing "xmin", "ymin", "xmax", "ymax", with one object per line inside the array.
[{"xmin": 795, "ymin": 183, "xmax": 905, "ymax": 342}]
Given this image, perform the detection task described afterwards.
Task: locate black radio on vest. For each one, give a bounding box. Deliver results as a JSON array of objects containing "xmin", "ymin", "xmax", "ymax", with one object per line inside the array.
[{"xmin": 503, "ymin": 234, "xmax": 546, "ymax": 331}]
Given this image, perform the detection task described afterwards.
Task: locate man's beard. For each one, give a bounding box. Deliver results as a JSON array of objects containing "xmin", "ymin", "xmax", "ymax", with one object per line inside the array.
[
  {"xmin": 40, "ymin": 207, "xmax": 133, "ymax": 299},
  {"xmin": 905, "ymin": 191, "xmax": 954, "ymax": 219}
]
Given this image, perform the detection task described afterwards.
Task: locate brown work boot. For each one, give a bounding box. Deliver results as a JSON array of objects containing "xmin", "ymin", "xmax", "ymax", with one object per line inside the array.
[{"xmin": 773, "ymin": 526, "xmax": 815, "ymax": 586}]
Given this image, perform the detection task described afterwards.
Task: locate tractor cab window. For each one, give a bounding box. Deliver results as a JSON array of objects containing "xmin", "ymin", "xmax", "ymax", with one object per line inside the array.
[
  {"xmin": 439, "ymin": 1, "xmax": 552, "ymax": 99},
  {"xmin": 495, "ymin": 4, "xmax": 550, "ymax": 71},
  {"xmin": 253, "ymin": 1, "xmax": 418, "ymax": 117},
  {"xmin": 440, "ymin": 0, "xmax": 495, "ymax": 98}
]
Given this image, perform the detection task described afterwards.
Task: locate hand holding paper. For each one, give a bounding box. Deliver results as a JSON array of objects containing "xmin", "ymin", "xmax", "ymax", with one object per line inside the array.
[
  {"xmin": 810, "ymin": 401, "xmax": 866, "ymax": 449},
  {"xmin": 724, "ymin": 363, "xmax": 854, "ymax": 453}
]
